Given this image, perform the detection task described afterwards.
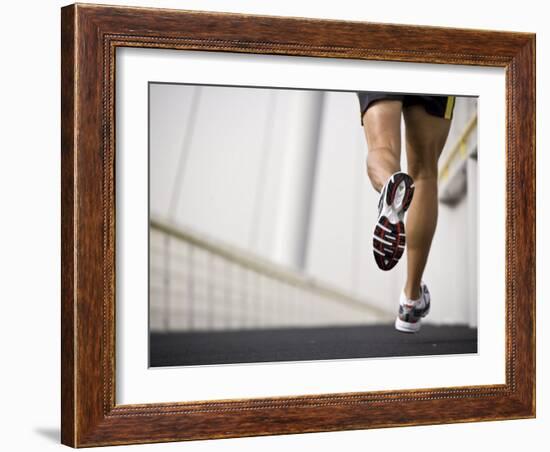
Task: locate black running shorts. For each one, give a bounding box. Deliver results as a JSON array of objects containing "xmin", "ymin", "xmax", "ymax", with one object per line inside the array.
[{"xmin": 357, "ymin": 92, "xmax": 456, "ymax": 125}]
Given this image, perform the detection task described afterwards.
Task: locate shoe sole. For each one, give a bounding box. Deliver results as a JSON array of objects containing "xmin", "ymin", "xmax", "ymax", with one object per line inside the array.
[
  {"xmin": 373, "ymin": 173, "xmax": 415, "ymax": 271},
  {"xmin": 395, "ymin": 283, "xmax": 431, "ymax": 333},
  {"xmin": 395, "ymin": 317, "xmax": 421, "ymax": 333}
]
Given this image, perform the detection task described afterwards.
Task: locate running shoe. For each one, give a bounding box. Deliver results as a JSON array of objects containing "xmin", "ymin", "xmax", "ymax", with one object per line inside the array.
[
  {"xmin": 395, "ymin": 282, "xmax": 431, "ymax": 333},
  {"xmin": 372, "ymin": 171, "xmax": 415, "ymax": 271}
]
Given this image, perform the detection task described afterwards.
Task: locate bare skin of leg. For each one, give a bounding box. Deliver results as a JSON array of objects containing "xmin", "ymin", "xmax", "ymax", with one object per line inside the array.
[
  {"xmin": 402, "ymin": 105, "xmax": 451, "ymax": 300},
  {"xmin": 362, "ymin": 100, "xmax": 403, "ymax": 192}
]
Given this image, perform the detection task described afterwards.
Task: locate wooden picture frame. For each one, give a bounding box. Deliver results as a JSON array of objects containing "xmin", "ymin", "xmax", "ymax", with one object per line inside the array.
[{"xmin": 61, "ymin": 3, "xmax": 535, "ymax": 447}]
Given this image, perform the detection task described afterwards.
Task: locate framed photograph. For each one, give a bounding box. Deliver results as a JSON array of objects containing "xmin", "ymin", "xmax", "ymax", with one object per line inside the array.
[{"xmin": 61, "ymin": 3, "xmax": 535, "ymax": 447}]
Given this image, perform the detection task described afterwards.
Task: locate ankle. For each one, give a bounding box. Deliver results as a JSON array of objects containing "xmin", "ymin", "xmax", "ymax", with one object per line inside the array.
[
  {"xmin": 368, "ymin": 170, "xmax": 391, "ymax": 193},
  {"xmin": 403, "ymin": 284, "xmax": 421, "ymax": 301},
  {"xmin": 366, "ymin": 159, "xmax": 399, "ymax": 193}
]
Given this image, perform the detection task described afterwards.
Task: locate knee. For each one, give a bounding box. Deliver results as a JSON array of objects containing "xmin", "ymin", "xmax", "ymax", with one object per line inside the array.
[
  {"xmin": 408, "ymin": 163, "xmax": 438, "ymax": 182},
  {"xmin": 407, "ymin": 149, "xmax": 439, "ymax": 182}
]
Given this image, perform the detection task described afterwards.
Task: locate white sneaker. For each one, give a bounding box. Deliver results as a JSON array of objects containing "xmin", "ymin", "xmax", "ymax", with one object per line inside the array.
[
  {"xmin": 394, "ymin": 282, "xmax": 431, "ymax": 333},
  {"xmin": 372, "ymin": 172, "xmax": 415, "ymax": 271}
]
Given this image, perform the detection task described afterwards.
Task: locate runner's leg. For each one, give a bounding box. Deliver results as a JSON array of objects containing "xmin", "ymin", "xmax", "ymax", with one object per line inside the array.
[
  {"xmin": 402, "ymin": 104, "xmax": 451, "ymax": 299},
  {"xmin": 362, "ymin": 100, "xmax": 403, "ymax": 192}
]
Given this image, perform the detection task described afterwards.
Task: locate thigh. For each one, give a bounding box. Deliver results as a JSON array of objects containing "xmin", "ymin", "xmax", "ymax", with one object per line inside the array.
[
  {"xmin": 403, "ymin": 104, "xmax": 451, "ymax": 178},
  {"xmin": 362, "ymin": 99, "xmax": 403, "ymax": 158}
]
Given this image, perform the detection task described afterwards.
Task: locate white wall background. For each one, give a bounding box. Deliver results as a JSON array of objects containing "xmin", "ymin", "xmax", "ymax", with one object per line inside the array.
[
  {"xmin": 149, "ymin": 84, "xmax": 309, "ymax": 262},
  {"xmin": 0, "ymin": 0, "xmax": 546, "ymax": 451}
]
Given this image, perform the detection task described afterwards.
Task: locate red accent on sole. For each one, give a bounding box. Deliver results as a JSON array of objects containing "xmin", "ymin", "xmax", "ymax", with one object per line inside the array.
[
  {"xmin": 373, "ymin": 173, "xmax": 415, "ymax": 271},
  {"xmin": 373, "ymin": 216, "xmax": 405, "ymax": 271}
]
